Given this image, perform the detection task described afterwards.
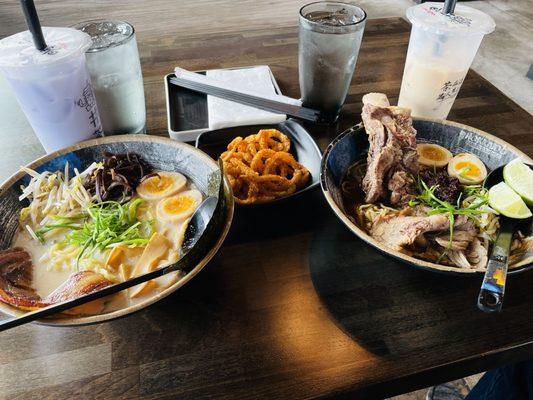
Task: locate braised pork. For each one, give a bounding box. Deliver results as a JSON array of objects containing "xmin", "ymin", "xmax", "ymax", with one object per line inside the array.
[
  {"xmin": 434, "ymin": 217, "xmax": 477, "ymax": 251},
  {"xmin": 435, "ymin": 230, "xmax": 477, "ymax": 251},
  {"xmin": 370, "ymin": 214, "xmax": 449, "ymax": 251},
  {"xmin": 361, "ymin": 93, "xmax": 418, "ymax": 206},
  {"xmin": 0, "ymin": 247, "xmax": 111, "ymax": 311}
]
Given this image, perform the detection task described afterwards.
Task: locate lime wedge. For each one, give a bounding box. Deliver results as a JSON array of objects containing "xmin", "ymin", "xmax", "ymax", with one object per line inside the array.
[
  {"xmin": 503, "ymin": 159, "xmax": 533, "ymax": 206},
  {"xmin": 489, "ymin": 182, "xmax": 532, "ymax": 219}
]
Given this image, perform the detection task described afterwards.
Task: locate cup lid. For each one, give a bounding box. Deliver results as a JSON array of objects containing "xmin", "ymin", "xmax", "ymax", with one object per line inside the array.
[
  {"xmin": 0, "ymin": 27, "xmax": 92, "ymax": 69},
  {"xmin": 406, "ymin": 2, "xmax": 495, "ymax": 36}
]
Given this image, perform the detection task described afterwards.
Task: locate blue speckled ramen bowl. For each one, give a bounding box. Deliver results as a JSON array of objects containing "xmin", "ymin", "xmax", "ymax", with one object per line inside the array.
[
  {"xmin": 321, "ymin": 118, "xmax": 533, "ymax": 275},
  {"xmin": 0, "ymin": 135, "xmax": 234, "ymax": 326}
]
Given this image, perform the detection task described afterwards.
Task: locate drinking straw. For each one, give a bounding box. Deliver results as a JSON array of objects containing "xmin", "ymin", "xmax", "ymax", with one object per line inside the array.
[
  {"xmin": 20, "ymin": 0, "xmax": 48, "ymax": 50},
  {"xmin": 442, "ymin": 0, "xmax": 457, "ymax": 15}
]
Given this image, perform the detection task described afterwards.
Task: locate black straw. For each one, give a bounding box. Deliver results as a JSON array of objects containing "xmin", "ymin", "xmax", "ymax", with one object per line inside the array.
[
  {"xmin": 20, "ymin": 0, "xmax": 47, "ymax": 51},
  {"xmin": 442, "ymin": 0, "xmax": 457, "ymax": 15}
]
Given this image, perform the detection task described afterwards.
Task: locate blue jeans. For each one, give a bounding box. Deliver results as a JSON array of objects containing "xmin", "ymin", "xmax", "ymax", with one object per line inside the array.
[{"xmin": 465, "ymin": 360, "xmax": 533, "ymax": 400}]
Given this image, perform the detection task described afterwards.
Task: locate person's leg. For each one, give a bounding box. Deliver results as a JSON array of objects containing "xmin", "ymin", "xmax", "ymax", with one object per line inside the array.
[{"xmin": 465, "ymin": 360, "xmax": 533, "ymax": 400}]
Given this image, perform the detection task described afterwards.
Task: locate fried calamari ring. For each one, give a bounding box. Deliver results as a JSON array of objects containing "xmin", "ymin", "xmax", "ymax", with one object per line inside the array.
[
  {"xmin": 257, "ymin": 129, "xmax": 291, "ymax": 152},
  {"xmin": 264, "ymin": 152, "xmax": 310, "ymax": 189},
  {"xmin": 250, "ymin": 149, "xmax": 277, "ymax": 173},
  {"xmin": 221, "ymin": 129, "xmax": 310, "ymax": 204}
]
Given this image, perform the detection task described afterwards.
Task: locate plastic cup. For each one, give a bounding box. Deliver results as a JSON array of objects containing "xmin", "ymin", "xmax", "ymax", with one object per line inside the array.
[
  {"xmin": 398, "ymin": 2, "xmax": 495, "ymax": 119},
  {"xmin": 0, "ymin": 27, "xmax": 103, "ymax": 153}
]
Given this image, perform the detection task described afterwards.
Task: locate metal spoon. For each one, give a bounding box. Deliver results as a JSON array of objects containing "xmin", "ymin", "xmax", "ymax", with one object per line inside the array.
[
  {"xmin": 477, "ymin": 164, "xmax": 532, "ymax": 313},
  {"xmin": 0, "ymin": 183, "xmax": 221, "ymax": 331}
]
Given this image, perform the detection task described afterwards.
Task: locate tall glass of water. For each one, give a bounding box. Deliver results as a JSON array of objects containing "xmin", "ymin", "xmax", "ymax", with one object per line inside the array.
[
  {"xmin": 73, "ymin": 20, "xmax": 146, "ymax": 135},
  {"xmin": 299, "ymin": 2, "xmax": 366, "ymax": 123}
]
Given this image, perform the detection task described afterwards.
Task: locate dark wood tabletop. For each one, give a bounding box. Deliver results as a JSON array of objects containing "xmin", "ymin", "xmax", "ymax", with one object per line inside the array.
[{"xmin": 1, "ymin": 16, "xmax": 532, "ymax": 400}]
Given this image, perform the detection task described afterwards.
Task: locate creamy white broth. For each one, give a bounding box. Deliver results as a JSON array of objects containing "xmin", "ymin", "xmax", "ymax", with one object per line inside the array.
[
  {"xmin": 12, "ymin": 175, "xmax": 201, "ymax": 313},
  {"xmin": 14, "ymin": 231, "xmax": 72, "ymax": 298}
]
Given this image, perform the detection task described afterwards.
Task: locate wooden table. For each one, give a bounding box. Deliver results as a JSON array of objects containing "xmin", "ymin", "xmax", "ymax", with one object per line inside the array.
[{"xmin": 1, "ymin": 17, "xmax": 533, "ymax": 400}]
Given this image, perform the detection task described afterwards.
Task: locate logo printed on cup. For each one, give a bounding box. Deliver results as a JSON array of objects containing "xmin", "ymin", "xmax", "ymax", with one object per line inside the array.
[
  {"xmin": 76, "ymin": 79, "xmax": 102, "ymax": 137},
  {"xmin": 428, "ymin": 6, "xmax": 472, "ymax": 26}
]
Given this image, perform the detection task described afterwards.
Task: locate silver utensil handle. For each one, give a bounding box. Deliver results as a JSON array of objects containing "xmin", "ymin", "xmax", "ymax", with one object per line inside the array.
[
  {"xmin": 477, "ymin": 219, "xmax": 513, "ymax": 313},
  {"xmin": 169, "ymin": 74, "xmax": 324, "ymax": 122}
]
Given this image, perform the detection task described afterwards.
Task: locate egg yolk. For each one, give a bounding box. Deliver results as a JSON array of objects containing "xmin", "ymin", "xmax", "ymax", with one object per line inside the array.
[
  {"xmin": 455, "ymin": 161, "xmax": 480, "ymax": 177},
  {"xmin": 163, "ymin": 195, "xmax": 194, "ymax": 214},
  {"xmin": 421, "ymin": 147, "xmax": 446, "ymax": 161},
  {"xmin": 144, "ymin": 175, "xmax": 173, "ymax": 193}
]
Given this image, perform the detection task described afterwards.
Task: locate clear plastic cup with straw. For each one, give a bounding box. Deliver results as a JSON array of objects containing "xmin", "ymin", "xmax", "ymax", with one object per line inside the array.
[
  {"xmin": 0, "ymin": 1, "xmax": 102, "ymax": 153},
  {"xmin": 398, "ymin": 2, "xmax": 495, "ymax": 119}
]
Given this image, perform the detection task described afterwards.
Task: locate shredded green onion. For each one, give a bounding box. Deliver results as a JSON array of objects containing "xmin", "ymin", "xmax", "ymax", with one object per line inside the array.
[
  {"xmin": 409, "ymin": 178, "xmax": 489, "ymax": 263},
  {"xmin": 36, "ymin": 199, "xmax": 152, "ymax": 268}
]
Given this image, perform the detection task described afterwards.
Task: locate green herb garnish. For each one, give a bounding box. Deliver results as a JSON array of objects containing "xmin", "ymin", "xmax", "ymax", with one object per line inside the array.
[
  {"xmin": 409, "ymin": 178, "xmax": 489, "ymax": 263},
  {"xmin": 457, "ymin": 166, "xmax": 475, "ymax": 181},
  {"xmin": 37, "ymin": 199, "xmax": 152, "ymax": 268}
]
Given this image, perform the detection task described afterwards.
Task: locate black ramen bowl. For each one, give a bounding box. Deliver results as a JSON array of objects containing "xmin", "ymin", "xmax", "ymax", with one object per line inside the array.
[
  {"xmin": 195, "ymin": 118, "xmax": 322, "ymax": 206},
  {"xmin": 0, "ymin": 135, "xmax": 234, "ymax": 326},
  {"xmin": 321, "ymin": 118, "xmax": 533, "ymax": 275}
]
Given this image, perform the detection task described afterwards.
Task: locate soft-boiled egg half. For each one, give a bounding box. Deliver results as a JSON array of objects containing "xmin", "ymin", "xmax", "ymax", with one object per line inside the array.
[
  {"xmin": 136, "ymin": 171, "xmax": 186, "ymax": 200},
  {"xmin": 448, "ymin": 153, "xmax": 487, "ymax": 184},
  {"xmin": 417, "ymin": 143, "xmax": 453, "ymax": 168},
  {"xmin": 156, "ymin": 189, "xmax": 203, "ymax": 222}
]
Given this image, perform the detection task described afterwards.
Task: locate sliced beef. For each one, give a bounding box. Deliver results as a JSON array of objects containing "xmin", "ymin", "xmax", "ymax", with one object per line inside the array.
[
  {"xmin": 448, "ymin": 250, "xmax": 472, "ymax": 269},
  {"xmin": 435, "ymin": 230, "xmax": 477, "ymax": 251},
  {"xmin": 371, "ymin": 214, "xmax": 449, "ymax": 251},
  {"xmin": 433, "ymin": 216, "xmax": 477, "ymax": 251},
  {"xmin": 453, "ymin": 215, "xmax": 476, "ymax": 232},
  {"xmin": 370, "ymin": 211, "xmax": 485, "ymax": 268},
  {"xmin": 361, "ymin": 96, "xmax": 398, "ymax": 202},
  {"xmin": 433, "ymin": 217, "xmax": 482, "ymax": 268},
  {"xmin": 361, "ymin": 93, "xmax": 418, "ymax": 206},
  {"xmin": 388, "ymin": 170, "xmax": 415, "ymax": 206},
  {"xmin": 466, "ymin": 238, "xmax": 488, "ymax": 269}
]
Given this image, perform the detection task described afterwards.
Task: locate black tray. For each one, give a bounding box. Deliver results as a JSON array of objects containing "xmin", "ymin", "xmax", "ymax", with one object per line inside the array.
[{"xmin": 195, "ymin": 119, "xmax": 322, "ymax": 206}]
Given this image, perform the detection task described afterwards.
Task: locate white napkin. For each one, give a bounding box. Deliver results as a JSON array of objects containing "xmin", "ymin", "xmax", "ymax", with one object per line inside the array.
[{"xmin": 206, "ymin": 66, "xmax": 286, "ymax": 130}]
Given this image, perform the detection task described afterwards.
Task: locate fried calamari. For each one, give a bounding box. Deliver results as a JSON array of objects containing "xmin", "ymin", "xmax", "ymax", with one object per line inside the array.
[{"xmin": 221, "ymin": 129, "xmax": 310, "ymax": 204}]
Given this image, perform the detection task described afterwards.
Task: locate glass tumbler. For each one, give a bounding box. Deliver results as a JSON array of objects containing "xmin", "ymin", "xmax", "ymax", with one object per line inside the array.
[
  {"xmin": 299, "ymin": 1, "xmax": 366, "ymax": 123},
  {"xmin": 73, "ymin": 20, "xmax": 146, "ymax": 135}
]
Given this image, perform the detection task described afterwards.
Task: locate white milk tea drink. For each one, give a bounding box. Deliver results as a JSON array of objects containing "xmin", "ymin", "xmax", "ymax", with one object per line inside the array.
[
  {"xmin": 398, "ymin": 2, "xmax": 495, "ymax": 119},
  {"xmin": 0, "ymin": 27, "xmax": 102, "ymax": 153}
]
